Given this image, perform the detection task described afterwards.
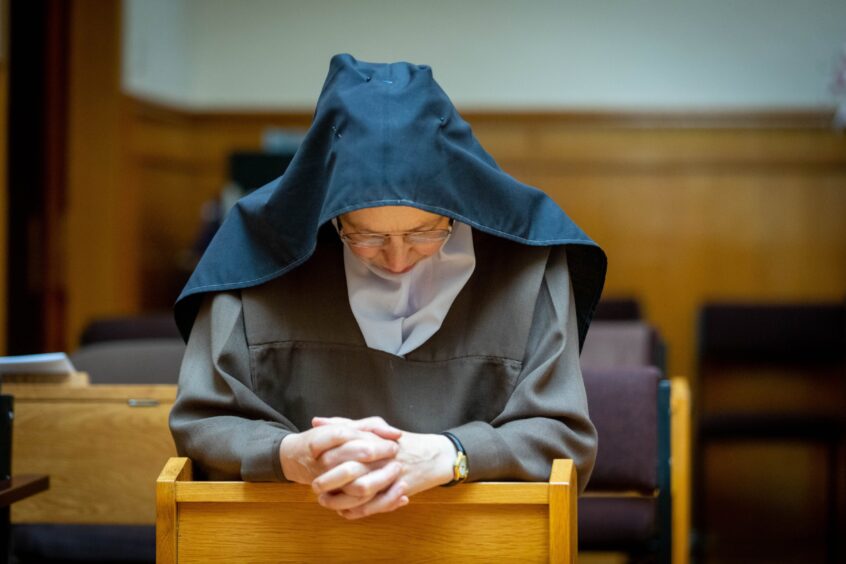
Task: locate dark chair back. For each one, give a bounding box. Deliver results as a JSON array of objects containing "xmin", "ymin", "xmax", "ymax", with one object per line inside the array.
[
  {"xmin": 699, "ymin": 303, "xmax": 844, "ymax": 364},
  {"xmin": 580, "ymin": 366, "xmax": 672, "ymax": 560},
  {"xmin": 70, "ymin": 339, "xmax": 185, "ymax": 385},
  {"xmin": 593, "ymin": 298, "xmax": 642, "ymax": 321},
  {"xmin": 697, "ymin": 302, "xmax": 845, "ymax": 422},
  {"xmin": 581, "ymin": 321, "xmax": 667, "ymax": 374},
  {"xmin": 695, "ymin": 302, "xmax": 846, "ymax": 563},
  {"xmin": 80, "ymin": 314, "xmax": 181, "ymax": 346}
]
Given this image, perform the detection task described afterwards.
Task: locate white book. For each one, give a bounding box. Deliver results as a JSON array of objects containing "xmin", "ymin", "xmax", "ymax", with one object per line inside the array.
[{"xmin": 0, "ymin": 352, "xmax": 76, "ymax": 375}]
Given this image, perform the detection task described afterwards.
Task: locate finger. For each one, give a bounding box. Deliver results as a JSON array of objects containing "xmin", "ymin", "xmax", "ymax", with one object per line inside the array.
[
  {"xmin": 319, "ymin": 437, "xmax": 398, "ymax": 468},
  {"xmin": 354, "ymin": 417, "xmax": 403, "ymax": 440},
  {"xmin": 312, "ymin": 416, "xmax": 402, "ymax": 440},
  {"xmin": 312, "ymin": 416, "xmax": 350, "ymax": 428},
  {"xmin": 342, "ymin": 493, "xmax": 409, "ymax": 521},
  {"xmin": 319, "ymin": 490, "xmax": 371, "ymax": 511},
  {"xmin": 340, "ymin": 481, "xmax": 409, "ymax": 520},
  {"xmin": 367, "ymin": 428, "xmax": 402, "ymax": 440},
  {"xmin": 306, "ymin": 426, "xmax": 367, "ymax": 459},
  {"xmin": 318, "ymin": 463, "xmax": 401, "ymax": 511},
  {"xmin": 311, "ymin": 460, "xmax": 372, "ymax": 494},
  {"xmin": 339, "ymin": 461, "xmax": 402, "ymax": 498}
]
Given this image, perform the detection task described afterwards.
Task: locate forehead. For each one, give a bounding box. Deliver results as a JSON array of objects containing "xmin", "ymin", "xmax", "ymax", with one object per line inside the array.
[{"xmin": 339, "ymin": 206, "xmax": 446, "ymax": 232}]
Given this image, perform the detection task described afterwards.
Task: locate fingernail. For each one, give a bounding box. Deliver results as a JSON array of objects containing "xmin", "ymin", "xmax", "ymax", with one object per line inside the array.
[{"xmin": 400, "ymin": 496, "xmax": 409, "ymax": 506}]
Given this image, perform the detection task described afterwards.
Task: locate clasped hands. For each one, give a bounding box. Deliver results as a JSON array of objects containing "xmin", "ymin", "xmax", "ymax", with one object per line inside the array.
[{"xmin": 279, "ymin": 416, "xmax": 456, "ymax": 520}]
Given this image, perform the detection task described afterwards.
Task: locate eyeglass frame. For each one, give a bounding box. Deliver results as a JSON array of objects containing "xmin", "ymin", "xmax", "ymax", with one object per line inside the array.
[{"xmin": 337, "ymin": 218, "xmax": 454, "ymax": 249}]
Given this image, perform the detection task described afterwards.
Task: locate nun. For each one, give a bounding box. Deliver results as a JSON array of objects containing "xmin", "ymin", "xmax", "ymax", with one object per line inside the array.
[{"xmin": 170, "ymin": 54, "xmax": 607, "ymax": 520}]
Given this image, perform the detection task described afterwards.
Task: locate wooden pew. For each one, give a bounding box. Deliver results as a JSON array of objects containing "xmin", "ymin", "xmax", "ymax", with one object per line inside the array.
[
  {"xmin": 7, "ymin": 380, "xmax": 177, "ymax": 524},
  {"xmin": 671, "ymin": 377, "xmax": 692, "ymax": 564},
  {"xmin": 157, "ymin": 457, "xmax": 578, "ymax": 563},
  {"xmin": 6, "ymin": 373, "xmax": 687, "ymax": 562}
]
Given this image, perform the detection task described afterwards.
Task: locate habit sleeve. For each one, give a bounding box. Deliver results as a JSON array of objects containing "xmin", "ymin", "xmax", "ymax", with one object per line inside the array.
[
  {"xmin": 169, "ymin": 292, "xmax": 294, "ymax": 481},
  {"xmin": 446, "ymin": 251, "xmax": 598, "ymax": 491}
]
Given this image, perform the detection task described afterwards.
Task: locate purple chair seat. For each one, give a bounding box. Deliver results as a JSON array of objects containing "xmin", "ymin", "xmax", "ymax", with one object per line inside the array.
[
  {"xmin": 579, "ymin": 366, "xmax": 665, "ymax": 551},
  {"xmin": 583, "ymin": 366, "xmax": 661, "ymax": 493}
]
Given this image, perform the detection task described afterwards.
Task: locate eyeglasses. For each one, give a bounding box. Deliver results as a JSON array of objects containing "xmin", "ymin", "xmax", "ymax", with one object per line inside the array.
[{"xmin": 339, "ymin": 223, "xmax": 453, "ymax": 249}]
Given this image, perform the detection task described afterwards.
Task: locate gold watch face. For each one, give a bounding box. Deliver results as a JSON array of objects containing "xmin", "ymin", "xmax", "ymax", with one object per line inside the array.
[{"xmin": 455, "ymin": 452, "xmax": 469, "ymax": 480}]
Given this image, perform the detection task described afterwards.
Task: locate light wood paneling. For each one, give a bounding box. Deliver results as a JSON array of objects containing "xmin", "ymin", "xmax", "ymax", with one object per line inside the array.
[
  {"xmin": 121, "ymin": 102, "xmax": 846, "ymax": 380},
  {"xmin": 527, "ymin": 169, "xmax": 846, "ymax": 379},
  {"xmin": 65, "ymin": 0, "xmax": 138, "ymax": 349},
  {"xmin": 157, "ymin": 457, "xmax": 577, "ymax": 563},
  {"xmin": 9, "ymin": 383, "xmax": 178, "ymax": 524}
]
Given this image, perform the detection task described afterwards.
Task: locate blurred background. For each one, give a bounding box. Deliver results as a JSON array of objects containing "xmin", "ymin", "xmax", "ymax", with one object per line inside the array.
[{"xmin": 0, "ymin": 0, "xmax": 844, "ymax": 562}]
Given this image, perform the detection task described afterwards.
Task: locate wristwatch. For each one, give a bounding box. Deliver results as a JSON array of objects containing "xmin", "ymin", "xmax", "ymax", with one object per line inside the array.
[{"xmin": 441, "ymin": 431, "xmax": 469, "ymax": 486}]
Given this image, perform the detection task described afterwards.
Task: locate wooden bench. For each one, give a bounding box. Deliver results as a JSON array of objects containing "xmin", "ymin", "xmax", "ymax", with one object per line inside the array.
[
  {"xmin": 157, "ymin": 457, "xmax": 578, "ymax": 563},
  {"xmin": 5, "ymin": 373, "xmax": 690, "ymax": 563},
  {"xmin": 7, "ymin": 380, "xmax": 177, "ymax": 524}
]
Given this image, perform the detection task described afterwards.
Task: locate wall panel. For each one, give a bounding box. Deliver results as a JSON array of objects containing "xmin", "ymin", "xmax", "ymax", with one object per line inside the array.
[
  {"xmin": 64, "ymin": 0, "xmax": 139, "ymax": 349},
  {"xmin": 120, "ymin": 102, "xmax": 846, "ymax": 380},
  {"xmin": 529, "ymin": 170, "xmax": 846, "ymax": 379}
]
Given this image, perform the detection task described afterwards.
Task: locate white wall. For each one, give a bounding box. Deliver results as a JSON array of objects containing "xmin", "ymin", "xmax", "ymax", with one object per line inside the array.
[
  {"xmin": 123, "ymin": 0, "xmax": 846, "ymax": 110},
  {"xmin": 122, "ymin": 0, "xmax": 192, "ymax": 106}
]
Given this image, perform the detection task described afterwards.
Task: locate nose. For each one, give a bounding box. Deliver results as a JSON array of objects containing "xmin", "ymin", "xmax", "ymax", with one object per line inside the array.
[{"xmin": 381, "ymin": 236, "xmax": 413, "ymax": 273}]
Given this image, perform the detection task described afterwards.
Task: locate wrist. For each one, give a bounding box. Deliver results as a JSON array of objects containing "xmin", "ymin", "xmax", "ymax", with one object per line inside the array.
[
  {"xmin": 434, "ymin": 434, "xmax": 459, "ymax": 486},
  {"xmin": 279, "ymin": 433, "xmax": 305, "ymax": 483}
]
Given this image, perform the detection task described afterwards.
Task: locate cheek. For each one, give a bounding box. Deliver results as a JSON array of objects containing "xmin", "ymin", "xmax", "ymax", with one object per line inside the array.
[
  {"xmin": 414, "ymin": 245, "xmax": 441, "ymax": 259},
  {"xmin": 348, "ymin": 247, "xmax": 380, "ymax": 262}
]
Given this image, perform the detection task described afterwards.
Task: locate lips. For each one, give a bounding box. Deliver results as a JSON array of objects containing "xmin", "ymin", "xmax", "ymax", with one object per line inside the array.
[{"xmin": 382, "ymin": 264, "xmax": 415, "ymax": 274}]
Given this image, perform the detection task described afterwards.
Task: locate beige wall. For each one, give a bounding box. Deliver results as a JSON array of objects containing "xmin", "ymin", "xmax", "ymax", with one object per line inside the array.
[{"xmin": 122, "ymin": 0, "xmax": 846, "ymax": 110}]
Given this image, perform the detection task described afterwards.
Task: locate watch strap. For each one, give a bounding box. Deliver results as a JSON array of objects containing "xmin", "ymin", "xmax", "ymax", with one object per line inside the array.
[{"xmin": 441, "ymin": 431, "xmax": 469, "ymax": 487}]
